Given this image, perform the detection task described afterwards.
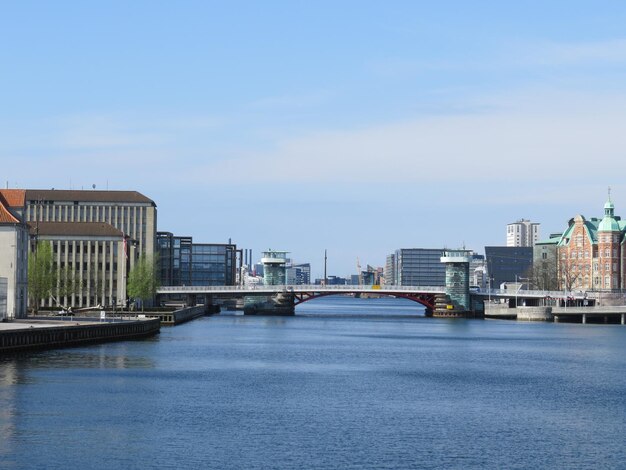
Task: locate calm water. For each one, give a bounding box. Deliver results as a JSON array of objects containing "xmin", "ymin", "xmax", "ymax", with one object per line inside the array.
[{"xmin": 1, "ymin": 296, "xmax": 626, "ymax": 469}]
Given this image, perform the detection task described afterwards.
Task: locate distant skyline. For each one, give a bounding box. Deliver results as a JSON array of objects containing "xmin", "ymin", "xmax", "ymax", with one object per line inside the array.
[{"xmin": 3, "ymin": 1, "xmax": 626, "ymax": 277}]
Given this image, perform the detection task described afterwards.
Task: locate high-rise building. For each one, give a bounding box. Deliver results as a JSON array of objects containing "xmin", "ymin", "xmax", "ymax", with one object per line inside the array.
[{"xmin": 507, "ymin": 219, "xmax": 540, "ymax": 247}]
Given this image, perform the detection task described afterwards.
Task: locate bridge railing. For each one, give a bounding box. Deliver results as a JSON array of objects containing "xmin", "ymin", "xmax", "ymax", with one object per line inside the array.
[
  {"xmin": 478, "ymin": 288, "xmax": 590, "ymax": 299},
  {"xmin": 157, "ymin": 284, "xmax": 446, "ymax": 294}
]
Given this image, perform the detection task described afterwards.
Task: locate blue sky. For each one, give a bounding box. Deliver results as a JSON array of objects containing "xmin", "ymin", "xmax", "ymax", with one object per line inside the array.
[{"xmin": 3, "ymin": 1, "xmax": 626, "ymax": 278}]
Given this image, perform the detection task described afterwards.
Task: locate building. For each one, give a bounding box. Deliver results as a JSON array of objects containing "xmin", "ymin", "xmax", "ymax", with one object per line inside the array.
[
  {"xmin": 507, "ymin": 219, "xmax": 540, "ymax": 247},
  {"xmin": 286, "ymin": 263, "xmax": 311, "ymax": 285},
  {"xmin": 0, "ymin": 188, "xmax": 157, "ymax": 309},
  {"xmin": 0, "ymin": 278, "xmax": 7, "ymax": 321},
  {"xmin": 556, "ymin": 196, "xmax": 626, "ymax": 291},
  {"xmin": 31, "ymin": 222, "xmax": 126, "ymax": 308},
  {"xmin": 469, "ymin": 253, "xmax": 486, "ymax": 288},
  {"xmin": 0, "ymin": 193, "xmax": 28, "ymax": 318},
  {"xmin": 390, "ymin": 248, "xmax": 446, "ymax": 286},
  {"xmin": 484, "ymin": 246, "xmax": 533, "ymax": 288},
  {"xmin": 532, "ymin": 233, "xmax": 561, "ymax": 291},
  {"xmin": 260, "ymin": 250, "xmax": 288, "ymax": 285},
  {"xmin": 384, "ymin": 254, "xmax": 395, "ymax": 285},
  {"xmin": 157, "ymin": 232, "xmax": 239, "ymax": 287}
]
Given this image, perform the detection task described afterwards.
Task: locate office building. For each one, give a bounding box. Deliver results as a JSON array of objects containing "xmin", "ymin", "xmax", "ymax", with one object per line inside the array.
[
  {"xmin": 384, "ymin": 254, "xmax": 395, "ymax": 285},
  {"xmin": 532, "ymin": 234, "xmax": 561, "ymax": 291},
  {"xmin": 484, "ymin": 246, "xmax": 533, "ymax": 288},
  {"xmin": 157, "ymin": 232, "xmax": 239, "ymax": 287},
  {"xmin": 507, "ymin": 219, "xmax": 540, "ymax": 247},
  {"xmin": 287, "ymin": 263, "xmax": 311, "ymax": 285},
  {"xmin": 391, "ymin": 248, "xmax": 446, "ymax": 286},
  {"xmin": 31, "ymin": 222, "xmax": 126, "ymax": 308},
  {"xmin": 0, "ymin": 189, "xmax": 157, "ymax": 309}
]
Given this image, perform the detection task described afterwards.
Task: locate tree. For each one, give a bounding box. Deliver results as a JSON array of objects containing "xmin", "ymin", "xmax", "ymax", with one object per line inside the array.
[
  {"xmin": 28, "ymin": 241, "xmax": 56, "ymax": 313},
  {"xmin": 526, "ymin": 260, "xmax": 559, "ymax": 291},
  {"xmin": 127, "ymin": 254, "xmax": 159, "ymax": 311},
  {"xmin": 559, "ymin": 257, "xmax": 582, "ymax": 292}
]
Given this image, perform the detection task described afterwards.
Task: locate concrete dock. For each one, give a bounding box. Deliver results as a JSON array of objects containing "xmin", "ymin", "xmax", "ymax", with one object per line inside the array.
[{"xmin": 0, "ymin": 318, "xmax": 160, "ymax": 353}]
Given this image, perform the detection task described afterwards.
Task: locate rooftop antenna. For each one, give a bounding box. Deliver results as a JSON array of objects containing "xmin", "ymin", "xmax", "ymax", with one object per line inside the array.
[{"xmin": 92, "ymin": 184, "xmax": 96, "ymax": 190}]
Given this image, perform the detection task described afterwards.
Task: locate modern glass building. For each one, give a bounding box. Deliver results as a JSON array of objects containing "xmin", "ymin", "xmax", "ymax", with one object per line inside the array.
[
  {"xmin": 157, "ymin": 232, "xmax": 239, "ymax": 287},
  {"xmin": 484, "ymin": 246, "xmax": 533, "ymax": 288},
  {"xmin": 393, "ymin": 248, "xmax": 446, "ymax": 286}
]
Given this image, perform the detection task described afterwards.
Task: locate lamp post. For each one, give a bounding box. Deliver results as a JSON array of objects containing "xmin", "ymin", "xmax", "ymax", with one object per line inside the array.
[{"xmin": 515, "ymin": 275, "xmax": 529, "ymax": 308}]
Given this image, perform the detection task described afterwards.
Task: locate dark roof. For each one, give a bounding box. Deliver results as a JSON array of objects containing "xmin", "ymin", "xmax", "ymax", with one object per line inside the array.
[
  {"xmin": 29, "ymin": 222, "xmax": 124, "ymax": 238},
  {"xmin": 24, "ymin": 189, "xmax": 155, "ymax": 206}
]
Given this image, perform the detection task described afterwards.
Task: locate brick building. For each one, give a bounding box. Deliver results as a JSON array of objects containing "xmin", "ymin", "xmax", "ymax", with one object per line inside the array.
[{"xmin": 557, "ymin": 196, "xmax": 625, "ymax": 291}]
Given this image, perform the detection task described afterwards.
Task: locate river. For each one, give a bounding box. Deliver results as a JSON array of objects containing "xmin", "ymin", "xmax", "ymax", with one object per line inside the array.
[{"xmin": 1, "ymin": 296, "xmax": 626, "ymax": 469}]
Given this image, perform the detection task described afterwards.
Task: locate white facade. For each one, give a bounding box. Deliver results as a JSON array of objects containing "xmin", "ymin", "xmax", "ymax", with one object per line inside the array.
[
  {"xmin": 0, "ymin": 224, "xmax": 29, "ymax": 318},
  {"xmin": 507, "ymin": 219, "xmax": 540, "ymax": 247},
  {"xmin": 0, "ymin": 277, "xmax": 7, "ymax": 320}
]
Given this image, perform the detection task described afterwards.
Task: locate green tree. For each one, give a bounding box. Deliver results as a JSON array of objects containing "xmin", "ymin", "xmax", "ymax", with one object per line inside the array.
[
  {"xmin": 127, "ymin": 254, "xmax": 159, "ymax": 311},
  {"xmin": 28, "ymin": 242, "xmax": 56, "ymax": 313}
]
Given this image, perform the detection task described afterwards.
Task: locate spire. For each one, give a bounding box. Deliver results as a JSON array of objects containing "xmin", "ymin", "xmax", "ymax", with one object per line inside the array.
[{"xmin": 604, "ymin": 186, "xmax": 615, "ymax": 217}]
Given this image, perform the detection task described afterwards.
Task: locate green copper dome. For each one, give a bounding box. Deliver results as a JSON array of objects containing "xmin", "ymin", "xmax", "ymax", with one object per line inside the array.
[
  {"xmin": 599, "ymin": 197, "xmax": 619, "ymax": 231},
  {"xmin": 599, "ymin": 216, "xmax": 620, "ymax": 232}
]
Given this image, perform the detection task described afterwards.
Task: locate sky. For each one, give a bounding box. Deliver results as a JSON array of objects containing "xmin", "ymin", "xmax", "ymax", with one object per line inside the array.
[{"xmin": 2, "ymin": 1, "xmax": 626, "ymax": 278}]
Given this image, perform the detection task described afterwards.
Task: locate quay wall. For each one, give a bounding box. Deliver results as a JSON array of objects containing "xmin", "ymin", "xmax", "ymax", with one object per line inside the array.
[
  {"xmin": 0, "ymin": 319, "xmax": 160, "ymax": 353},
  {"xmin": 146, "ymin": 305, "xmax": 208, "ymax": 325},
  {"xmin": 517, "ymin": 307, "xmax": 553, "ymax": 322}
]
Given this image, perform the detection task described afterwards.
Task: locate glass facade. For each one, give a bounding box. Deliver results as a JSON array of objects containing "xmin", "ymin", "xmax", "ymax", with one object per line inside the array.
[
  {"xmin": 485, "ymin": 246, "xmax": 533, "ymax": 288},
  {"xmin": 394, "ymin": 248, "xmax": 446, "ymax": 286},
  {"xmin": 157, "ymin": 232, "xmax": 238, "ymax": 286}
]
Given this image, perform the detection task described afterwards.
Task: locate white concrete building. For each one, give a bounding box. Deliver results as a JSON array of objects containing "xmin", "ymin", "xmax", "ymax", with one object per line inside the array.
[
  {"xmin": 507, "ymin": 219, "xmax": 540, "ymax": 247},
  {"xmin": 0, "ymin": 278, "xmax": 7, "ymax": 321},
  {"xmin": 1, "ymin": 189, "xmax": 157, "ymax": 309},
  {"xmin": 0, "ymin": 194, "xmax": 29, "ymax": 319}
]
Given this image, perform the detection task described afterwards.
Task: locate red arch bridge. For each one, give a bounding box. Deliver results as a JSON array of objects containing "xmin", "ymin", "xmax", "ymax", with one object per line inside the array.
[{"xmin": 156, "ymin": 285, "xmax": 581, "ymax": 312}]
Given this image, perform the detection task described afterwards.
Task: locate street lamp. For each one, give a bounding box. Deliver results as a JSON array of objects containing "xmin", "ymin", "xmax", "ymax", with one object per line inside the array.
[{"xmin": 515, "ymin": 275, "xmax": 529, "ymax": 308}]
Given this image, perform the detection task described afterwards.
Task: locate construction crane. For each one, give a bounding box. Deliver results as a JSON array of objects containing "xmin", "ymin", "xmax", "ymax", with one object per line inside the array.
[{"xmin": 356, "ymin": 257, "xmax": 362, "ymax": 286}]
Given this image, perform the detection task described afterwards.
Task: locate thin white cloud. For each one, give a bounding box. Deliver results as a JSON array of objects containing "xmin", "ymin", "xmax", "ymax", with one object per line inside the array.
[{"xmin": 198, "ymin": 89, "xmax": 626, "ymax": 187}]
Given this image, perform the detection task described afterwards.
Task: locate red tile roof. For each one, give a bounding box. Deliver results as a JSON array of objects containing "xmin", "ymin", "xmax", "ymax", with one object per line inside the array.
[
  {"xmin": 0, "ymin": 193, "xmax": 20, "ymax": 224},
  {"xmin": 0, "ymin": 189, "xmax": 26, "ymax": 207}
]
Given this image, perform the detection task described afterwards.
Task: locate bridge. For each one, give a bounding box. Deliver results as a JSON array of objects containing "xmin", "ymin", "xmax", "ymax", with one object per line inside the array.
[
  {"xmin": 157, "ymin": 284, "xmax": 445, "ymax": 310},
  {"xmin": 156, "ymin": 284, "xmax": 586, "ymax": 315}
]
